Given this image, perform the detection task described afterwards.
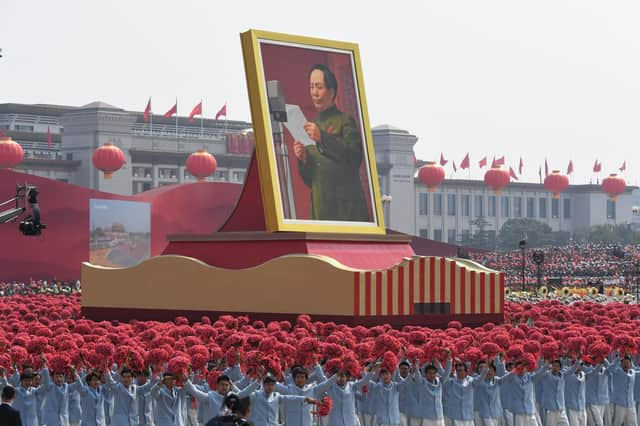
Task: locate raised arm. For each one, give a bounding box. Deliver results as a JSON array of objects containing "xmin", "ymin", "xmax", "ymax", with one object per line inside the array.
[
  {"xmin": 184, "ymin": 379, "xmax": 210, "ymax": 402},
  {"xmin": 312, "ymin": 374, "xmax": 338, "ymax": 395},
  {"xmin": 310, "ymin": 363, "xmax": 327, "ymax": 383},
  {"xmin": 274, "ymin": 382, "xmax": 290, "ymax": 394},
  {"xmin": 440, "ymin": 358, "xmax": 453, "ymax": 384},
  {"xmin": 472, "ymin": 366, "xmax": 489, "ymax": 386},
  {"xmin": 532, "ymin": 363, "xmax": 549, "ymax": 381},
  {"xmin": 236, "ymin": 379, "xmax": 260, "ymax": 399},
  {"xmin": 354, "ymin": 370, "xmax": 376, "ymax": 389}
]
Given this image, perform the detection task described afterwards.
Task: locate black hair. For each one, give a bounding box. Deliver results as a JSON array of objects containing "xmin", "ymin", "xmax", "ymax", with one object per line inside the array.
[
  {"xmin": 162, "ymin": 372, "xmax": 174, "ymax": 379},
  {"xmin": 455, "ymin": 363, "xmax": 468, "ymax": 372},
  {"xmin": 292, "ymin": 367, "xmax": 309, "ymax": 379},
  {"xmin": 217, "ymin": 374, "xmax": 231, "ymax": 384},
  {"xmin": 309, "ymin": 64, "xmax": 338, "ymax": 100},
  {"xmin": 424, "ymin": 364, "xmax": 437, "ymax": 374},
  {"xmin": 488, "ymin": 363, "xmax": 497, "ymax": 372},
  {"xmin": 263, "ymin": 375, "xmax": 276, "ymax": 384},
  {"xmin": 21, "ymin": 364, "xmax": 34, "ymax": 370},
  {"xmin": 20, "ymin": 373, "xmax": 34, "ymax": 381},
  {"xmin": 399, "ymin": 361, "xmax": 410, "ymax": 368},
  {"xmin": 136, "ymin": 370, "xmax": 150, "ymax": 378},
  {"xmin": 1, "ymin": 385, "xmax": 15, "ymax": 401},
  {"xmin": 86, "ymin": 372, "xmax": 100, "ymax": 384},
  {"xmin": 225, "ymin": 393, "xmax": 251, "ymax": 416},
  {"xmin": 121, "ymin": 368, "xmax": 133, "ymax": 377}
]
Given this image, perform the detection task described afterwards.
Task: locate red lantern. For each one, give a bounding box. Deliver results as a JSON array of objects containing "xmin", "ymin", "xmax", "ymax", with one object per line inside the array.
[
  {"xmin": 484, "ymin": 167, "xmax": 510, "ymax": 195},
  {"xmin": 544, "ymin": 170, "xmax": 569, "ymax": 199},
  {"xmin": 418, "ymin": 161, "xmax": 445, "ymax": 192},
  {"xmin": 602, "ymin": 173, "xmax": 626, "ymax": 201},
  {"xmin": 92, "ymin": 142, "xmax": 125, "ymax": 179},
  {"xmin": 186, "ymin": 149, "xmax": 217, "ymax": 182},
  {"xmin": 0, "ymin": 137, "xmax": 24, "ymax": 168}
]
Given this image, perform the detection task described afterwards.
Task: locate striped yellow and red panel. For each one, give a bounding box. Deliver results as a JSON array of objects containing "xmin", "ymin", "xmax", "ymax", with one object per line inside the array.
[{"xmin": 353, "ymin": 256, "xmax": 504, "ymax": 316}]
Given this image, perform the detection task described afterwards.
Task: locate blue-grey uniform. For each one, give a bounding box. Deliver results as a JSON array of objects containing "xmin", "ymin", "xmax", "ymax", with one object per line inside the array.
[
  {"xmin": 0, "ymin": 374, "xmax": 42, "ymax": 426},
  {"xmin": 537, "ymin": 363, "xmax": 578, "ymax": 411},
  {"xmin": 39, "ymin": 368, "xmax": 83, "ymax": 426},
  {"xmin": 106, "ymin": 371, "xmax": 156, "ymax": 426},
  {"xmin": 472, "ymin": 368, "xmax": 507, "ymax": 423},
  {"xmin": 394, "ymin": 365, "xmax": 417, "ymax": 421},
  {"xmin": 321, "ymin": 371, "xmax": 375, "ymax": 426},
  {"xmin": 585, "ymin": 363, "xmax": 610, "ymax": 426},
  {"xmin": 606, "ymin": 356, "xmax": 637, "ymax": 426},
  {"xmin": 68, "ymin": 384, "xmax": 82, "ymax": 424},
  {"xmin": 443, "ymin": 368, "xmax": 484, "ymax": 422},
  {"xmin": 136, "ymin": 378, "xmax": 155, "ymax": 426},
  {"xmin": 411, "ymin": 359, "xmax": 452, "ymax": 421},
  {"xmin": 607, "ymin": 360, "xmax": 635, "ymax": 408},
  {"xmin": 368, "ymin": 374, "xmax": 409, "ymax": 425},
  {"xmin": 76, "ymin": 377, "xmax": 107, "ymax": 426},
  {"xmin": 245, "ymin": 388, "xmax": 310, "ymax": 426},
  {"xmin": 150, "ymin": 383, "xmax": 188, "ymax": 426},
  {"xmin": 275, "ymin": 373, "xmax": 337, "ymax": 426},
  {"xmin": 499, "ymin": 365, "xmax": 547, "ymax": 422},
  {"xmin": 564, "ymin": 368, "xmax": 586, "ymax": 426}
]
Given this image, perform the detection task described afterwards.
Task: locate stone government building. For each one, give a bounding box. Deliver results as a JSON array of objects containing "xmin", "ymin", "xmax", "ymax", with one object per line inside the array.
[{"xmin": 1, "ymin": 103, "xmax": 637, "ymax": 242}]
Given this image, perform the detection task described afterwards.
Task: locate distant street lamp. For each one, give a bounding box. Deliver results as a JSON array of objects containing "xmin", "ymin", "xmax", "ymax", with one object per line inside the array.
[{"xmin": 519, "ymin": 239, "xmax": 527, "ymax": 292}]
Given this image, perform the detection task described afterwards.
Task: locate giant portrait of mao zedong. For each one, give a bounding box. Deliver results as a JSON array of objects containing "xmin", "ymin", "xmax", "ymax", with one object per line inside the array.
[{"xmin": 240, "ymin": 30, "xmax": 385, "ymax": 235}]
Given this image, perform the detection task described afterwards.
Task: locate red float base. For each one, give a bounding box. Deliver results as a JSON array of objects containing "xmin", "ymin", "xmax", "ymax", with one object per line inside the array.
[
  {"xmin": 162, "ymin": 231, "xmax": 415, "ymax": 270},
  {"xmin": 82, "ymin": 306, "xmax": 504, "ymax": 329}
]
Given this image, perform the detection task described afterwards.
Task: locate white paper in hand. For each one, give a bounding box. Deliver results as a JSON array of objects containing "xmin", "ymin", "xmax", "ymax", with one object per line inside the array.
[{"xmin": 284, "ymin": 104, "xmax": 316, "ymax": 147}]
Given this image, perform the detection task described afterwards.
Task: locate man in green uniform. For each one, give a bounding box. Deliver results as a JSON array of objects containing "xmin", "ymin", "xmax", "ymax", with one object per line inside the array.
[{"xmin": 292, "ymin": 64, "xmax": 370, "ymax": 222}]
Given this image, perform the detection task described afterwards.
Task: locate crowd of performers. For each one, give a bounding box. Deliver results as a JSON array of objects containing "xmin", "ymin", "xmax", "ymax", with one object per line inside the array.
[{"xmin": 2, "ymin": 349, "xmax": 640, "ymax": 426}]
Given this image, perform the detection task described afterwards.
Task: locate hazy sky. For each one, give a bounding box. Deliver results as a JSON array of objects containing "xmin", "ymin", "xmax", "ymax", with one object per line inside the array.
[{"xmin": 2, "ymin": 0, "xmax": 638, "ymax": 185}]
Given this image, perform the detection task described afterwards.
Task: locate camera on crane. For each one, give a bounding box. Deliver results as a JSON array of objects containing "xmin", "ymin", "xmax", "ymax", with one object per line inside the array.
[{"xmin": 0, "ymin": 184, "xmax": 46, "ymax": 236}]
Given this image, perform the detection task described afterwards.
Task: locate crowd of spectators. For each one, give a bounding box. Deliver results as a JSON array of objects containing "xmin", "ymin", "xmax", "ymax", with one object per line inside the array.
[
  {"xmin": 470, "ymin": 243, "xmax": 640, "ymax": 289},
  {"xmin": 0, "ymin": 279, "xmax": 80, "ymax": 297}
]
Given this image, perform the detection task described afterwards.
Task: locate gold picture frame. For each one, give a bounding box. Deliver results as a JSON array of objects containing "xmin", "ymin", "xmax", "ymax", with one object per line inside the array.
[{"xmin": 240, "ymin": 29, "xmax": 385, "ymax": 234}]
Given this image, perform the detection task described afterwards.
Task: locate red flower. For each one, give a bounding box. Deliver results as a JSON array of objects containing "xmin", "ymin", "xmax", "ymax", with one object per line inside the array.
[{"xmin": 312, "ymin": 396, "xmax": 333, "ymax": 417}]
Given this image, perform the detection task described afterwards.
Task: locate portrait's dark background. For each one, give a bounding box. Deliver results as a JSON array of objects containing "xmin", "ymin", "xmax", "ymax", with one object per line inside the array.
[{"xmin": 260, "ymin": 43, "xmax": 374, "ymax": 222}]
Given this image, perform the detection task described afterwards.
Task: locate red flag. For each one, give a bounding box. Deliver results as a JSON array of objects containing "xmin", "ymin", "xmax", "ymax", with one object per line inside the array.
[
  {"xmin": 620, "ymin": 161, "xmax": 626, "ymax": 172},
  {"xmin": 567, "ymin": 160, "xmax": 574, "ymax": 175},
  {"xmin": 47, "ymin": 126, "xmax": 52, "ymax": 147},
  {"xmin": 544, "ymin": 158, "xmax": 549, "ymax": 177},
  {"xmin": 495, "ymin": 156, "xmax": 505, "ymax": 167},
  {"xmin": 593, "ymin": 159, "xmax": 601, "ymax": 173},
  {"xmin": 189, "ymin": 101, "xmax": 202, "ymax": 123},
  {"xmin": 413, "ymin": 154, "xmax": 417, "ymax": 165},
  {"xmin": 509, "ymin": 166, "xmax": 518, "ymax": 180},
  {"xmin": 519, "ymin": 157, "xmax": 524, "ymax": 174},
  {"xmin": 164, "ymin": 102, "xmax": 177, "ymax": 119},
  {"xmin": 439, "ymin": 152, "xmax": 448, "ymax": 166},
  {"xmin": 460, "ymin": 153, "xmax": 470, "ymax": 170},
  {"xmin": 143, "ymin": 98, "xmax": 152, "ymax": 122},
  {"xmin": 215, "ymin": 103, "xmax": 227, "ymax": 120},
  {"xmin": 452, "ymin": 161, "xmax": 457, "ymax": 173},
  {"xmin": 479, "ymin": 156, "xmax": 487, "ymax": 168}
]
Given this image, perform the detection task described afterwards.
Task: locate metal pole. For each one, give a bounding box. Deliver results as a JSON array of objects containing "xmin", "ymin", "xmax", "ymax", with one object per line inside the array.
[{"xmin": 521, "ymin": 246, "xmax": 525, "ymax": 292}]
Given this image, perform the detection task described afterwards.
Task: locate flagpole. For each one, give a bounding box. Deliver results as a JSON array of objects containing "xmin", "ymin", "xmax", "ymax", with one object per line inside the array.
[
  {"xmin": 224, "ymin": 102, "xmax": 227, "ymax": 135},
  {"xmin": 149, "ymin": 99, "xmax": 153, "ymax": 136},
  {"xmin": 200, "ymin": 99, "xmax": 204, "ymax": 139},
  {"xmin": 175, "ymin": 97, "xmax": 178, "ymax": 141}
]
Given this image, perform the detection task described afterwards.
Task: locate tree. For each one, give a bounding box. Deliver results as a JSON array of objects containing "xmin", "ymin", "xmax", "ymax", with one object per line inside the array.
[{"xmin": 497, "ymin": 219, "xmax": 553, "ymax": 250}]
